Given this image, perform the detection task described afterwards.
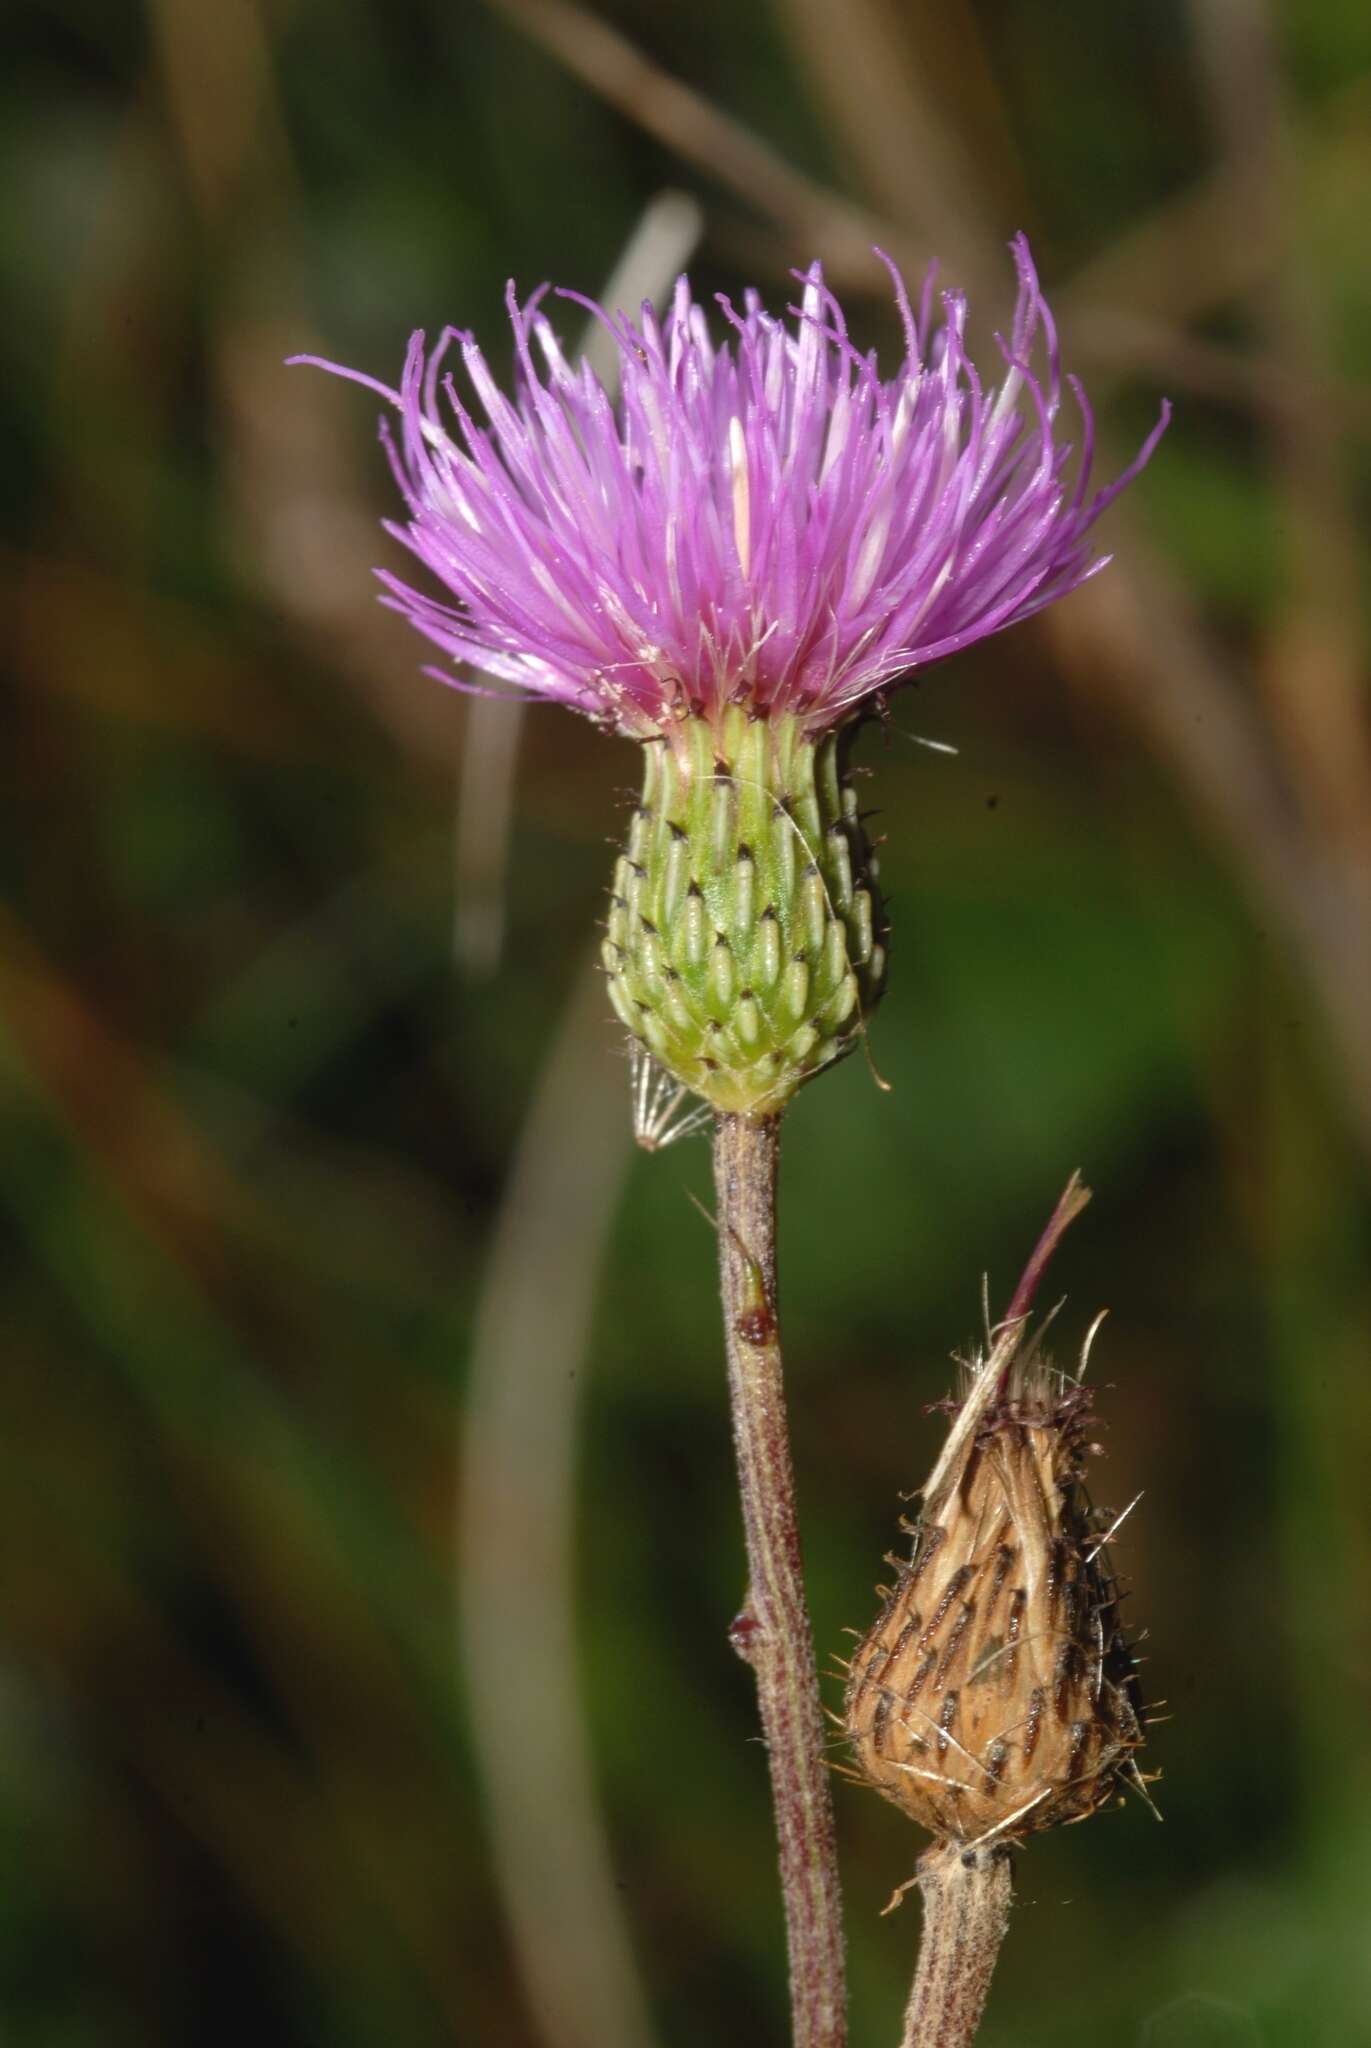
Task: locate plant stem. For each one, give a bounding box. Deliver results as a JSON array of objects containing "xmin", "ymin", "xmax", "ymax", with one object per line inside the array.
[
  {"xmin": 900, "ymin": 1844, "xmax": 1013, "ymax": 2048},
  {"xmin": 712, "ymin": 1111, "xmax": 847, "ymax": 2048}
]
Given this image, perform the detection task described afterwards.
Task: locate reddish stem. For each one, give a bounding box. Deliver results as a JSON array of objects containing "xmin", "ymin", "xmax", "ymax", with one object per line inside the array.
[
  {"xmin": 713, "ymin": 1111, "xmax": 847, "ymax": 2048},
  {"xmin": 900, "ymin": 1844, "xmax": 1013, "ymax": 2048}
]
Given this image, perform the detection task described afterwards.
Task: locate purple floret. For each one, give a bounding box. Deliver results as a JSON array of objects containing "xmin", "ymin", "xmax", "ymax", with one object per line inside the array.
[{"xmin": 291, "ymin": 236, "xmax": 1167, "ymax": 737}]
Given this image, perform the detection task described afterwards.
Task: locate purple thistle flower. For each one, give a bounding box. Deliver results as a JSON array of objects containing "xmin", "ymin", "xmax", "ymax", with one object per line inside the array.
[{"xmin": 291, "ymin": 235, "xmax": 1167, "ymax": 740}]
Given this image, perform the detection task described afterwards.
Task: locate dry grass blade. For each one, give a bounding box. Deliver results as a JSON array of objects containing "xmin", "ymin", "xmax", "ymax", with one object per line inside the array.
[
  {"xmin": 1046, "ymin": 544, "xmax": 1371, "ymax": 1161},
  {"xmin": 773, "ymin": 0, "xmax": 999, "ymax": 293},
  {"xmin": 147, "ymin": 0, "xmax": 458, "ymax": 762},
  {"xmin": 481, "ymin": 0, "xmax": 897, "ymax": 282},
  {"xmin": 1188, "ymin": 0, "xmax": 1371, "ymax": 860}
]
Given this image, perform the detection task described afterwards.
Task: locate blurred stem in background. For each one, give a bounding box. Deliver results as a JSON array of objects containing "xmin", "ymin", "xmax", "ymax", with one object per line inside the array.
[
  {"xmin": 1259, "ymin": 977, "xmax": 1371, "ymax": 2040},
  {"xmin": 457, "ymin": 960, "xmax": 653, "ymax": 2048}
]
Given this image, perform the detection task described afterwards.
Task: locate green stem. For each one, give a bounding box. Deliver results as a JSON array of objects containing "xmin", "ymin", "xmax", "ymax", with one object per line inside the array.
[{"xmin": 712, "ymin": 1111, "xmax": 847, "ymax": 2048}]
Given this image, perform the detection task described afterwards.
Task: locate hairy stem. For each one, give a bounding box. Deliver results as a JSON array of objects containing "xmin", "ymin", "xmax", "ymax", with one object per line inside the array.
[
  {"xmin": 712, "ymin": 1111, "xmax": 847, "ymax": 2048},
  {"xmin": 900, "ymin": 1844, "xmax": 1013, "ymax": 2048}
]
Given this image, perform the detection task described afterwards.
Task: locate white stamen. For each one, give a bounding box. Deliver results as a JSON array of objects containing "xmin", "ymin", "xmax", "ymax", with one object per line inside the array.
[
  {"xmin": 729, "ymin": 415, "xmax": 751, "ymax": 578},
  {"xmin": 890, "ymin": 380, "xmax": 916, "ymax": 456},
  {"xmin": 849, "ymin": 498, "xmax": 892, "ymax": 608}
]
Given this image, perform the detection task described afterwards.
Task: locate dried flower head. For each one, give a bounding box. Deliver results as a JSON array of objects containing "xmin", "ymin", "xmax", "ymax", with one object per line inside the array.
[
  {"xmin": 290, "ymin": 236, "xmax": 1167, "ymax": 741},
  {"xmin": 844, "ymin": 1301, "xmax": 1150, "ymax": 1850}
]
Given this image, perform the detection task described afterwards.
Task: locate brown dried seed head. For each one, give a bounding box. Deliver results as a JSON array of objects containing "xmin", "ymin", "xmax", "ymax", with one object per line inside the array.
[{"xmin": 845, "ymin": 1315, "xmax": 1146, "ymax": 1847}]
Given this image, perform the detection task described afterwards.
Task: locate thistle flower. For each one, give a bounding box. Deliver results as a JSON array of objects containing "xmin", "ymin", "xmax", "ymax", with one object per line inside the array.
[
  {"xmin": 843, "ymin": 1305, "xmax": 1151, "ymax": 1851},
  {"xmin": 293, "ymin": 238, "xmax": 1167, "ymax": 1113}
]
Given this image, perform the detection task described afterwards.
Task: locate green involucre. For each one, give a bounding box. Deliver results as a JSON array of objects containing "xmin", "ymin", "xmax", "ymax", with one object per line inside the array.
[{"xmin": 603, "ymin": 712, "xmax": 888, "ymax": 1114}]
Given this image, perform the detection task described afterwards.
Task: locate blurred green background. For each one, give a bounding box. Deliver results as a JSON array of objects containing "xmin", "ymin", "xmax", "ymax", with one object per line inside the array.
[{"xmin": 5, "ymin": 1, "xmax": 1371, "ymax": 2043}]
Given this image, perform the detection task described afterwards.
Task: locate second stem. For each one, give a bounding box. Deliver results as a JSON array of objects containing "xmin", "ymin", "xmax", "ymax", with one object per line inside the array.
[{"xmin": 712, "ymin": 1110, "xmax": 847, "ymax": 2048}]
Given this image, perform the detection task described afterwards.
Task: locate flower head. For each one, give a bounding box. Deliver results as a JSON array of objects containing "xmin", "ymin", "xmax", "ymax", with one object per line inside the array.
[
  {"xmin": 292, "ymin": 237, "xmax": 1167, "ymax": 740},
  {"xmin": 844, "ymin": 1298, "xmax": 1152, "ymax": 1849}
]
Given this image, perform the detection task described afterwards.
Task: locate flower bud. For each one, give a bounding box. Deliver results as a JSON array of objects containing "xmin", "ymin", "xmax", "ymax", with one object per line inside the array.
[
  {"xmin": 604, "ymin": 707, "xmax": 888, "ymax": 1114},
  {"xmin": 845, "ymin": 1315, "xmax": 1148, "ymax": 1847}
]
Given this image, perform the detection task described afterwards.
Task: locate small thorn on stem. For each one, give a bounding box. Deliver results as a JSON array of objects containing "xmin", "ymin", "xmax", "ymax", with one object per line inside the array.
[{"xmin": 729, "ymin": 1606, "xmax": 763, "ymax": 1661}]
